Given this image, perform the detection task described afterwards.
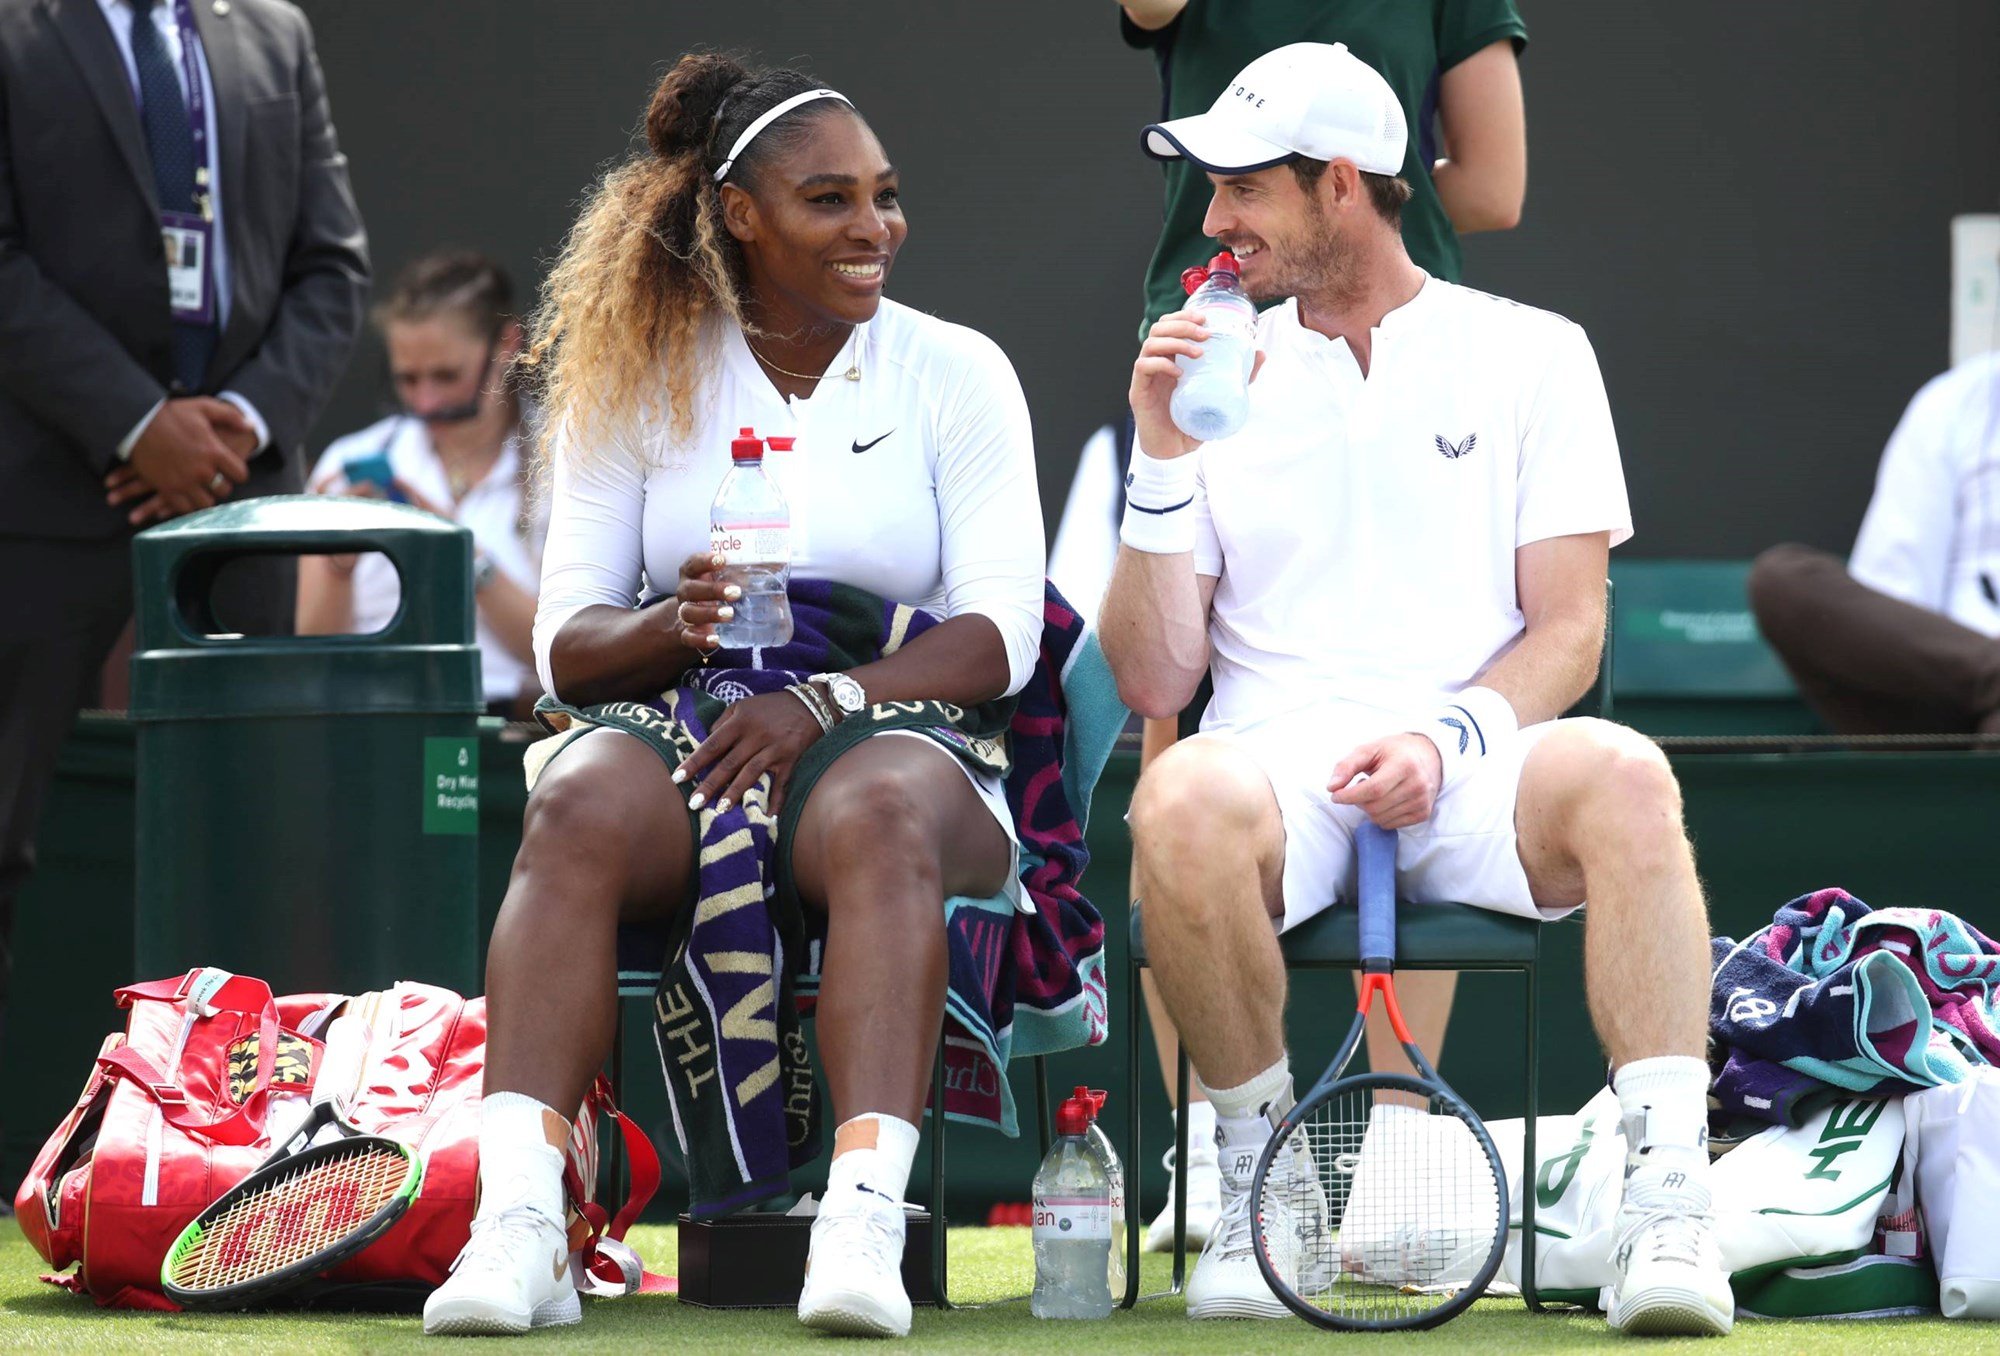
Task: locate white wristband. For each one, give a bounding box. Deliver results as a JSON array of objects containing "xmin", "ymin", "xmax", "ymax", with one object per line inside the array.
[
  {"xmin": 1418, "ymin": 686, "xmax": 1519, "ymax": 789},
  {"xmin": 1118, "ymin": 449, "xmax": 1199, "ymax": 554}
]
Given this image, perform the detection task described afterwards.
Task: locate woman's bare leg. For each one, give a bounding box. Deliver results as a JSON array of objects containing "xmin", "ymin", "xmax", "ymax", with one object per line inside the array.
[
  {"xmin": 788, "ymin": 738, "xmax": 1011, "ymax": 1126},
  {"xmin": 483, "ymin": 729, "xmax": 695, "ymax": 1115}
]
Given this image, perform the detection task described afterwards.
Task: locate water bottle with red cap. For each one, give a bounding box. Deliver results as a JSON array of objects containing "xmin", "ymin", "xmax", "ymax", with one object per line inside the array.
[
  {"xmin": 1031, "ymin": 1087, "xmax": 1115, "ymax": 1319},
  {"xmin": 709, "ymin": 427, "xmax": 794, "ymax": 649},
  {"xmin": 1080, "ymin": 1089, "xmax": 1127, "ymax": 1301},
  {"xmin": 1169, "ymin": 251, "xmax": 1257, "ymax": 442}
]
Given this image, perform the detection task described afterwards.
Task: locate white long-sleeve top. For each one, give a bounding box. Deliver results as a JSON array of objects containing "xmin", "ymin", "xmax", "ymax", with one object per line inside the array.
[
  {"xmin": 1850, "ymin": 352, "xmax": 2000, "ymax": 636},
  {"xmin": 533, "ymin": 299, "xmax": 1045, "ymax": 700}
]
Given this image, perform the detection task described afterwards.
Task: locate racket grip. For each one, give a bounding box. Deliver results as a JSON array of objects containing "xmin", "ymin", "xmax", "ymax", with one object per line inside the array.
[
  {"xmin": 312, "ymin": 1012, "xmax": 370, "ymax": 1111},
  {"xmin": 1355, "ymin": 820, "xmax": 1398, "ymax": 967}
]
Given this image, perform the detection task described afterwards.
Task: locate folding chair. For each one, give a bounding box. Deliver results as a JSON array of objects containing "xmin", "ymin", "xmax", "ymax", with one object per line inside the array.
[
  {"xmin": 612, "ymin": 927, "xmax": 1050, "ymax": 1307},
  {"xmin": 1122, "ymin": 583, "xmax": 1614, "ymax": 1311},
  {"xmin": 609, "ymin": 626, "xmax": 1128, "ymax": 1307}
]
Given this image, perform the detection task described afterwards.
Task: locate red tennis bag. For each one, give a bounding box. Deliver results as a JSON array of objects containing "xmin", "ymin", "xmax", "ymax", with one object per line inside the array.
[{"xmin": 13, "ymin": 968, "xmax": 659, "ymax": 1309}]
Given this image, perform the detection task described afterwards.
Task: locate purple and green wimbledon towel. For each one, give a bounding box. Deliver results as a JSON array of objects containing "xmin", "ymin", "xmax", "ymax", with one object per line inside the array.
[{"xmin": 1711, "ymin": 887, "xmax": 2000, "ymax": 1125}]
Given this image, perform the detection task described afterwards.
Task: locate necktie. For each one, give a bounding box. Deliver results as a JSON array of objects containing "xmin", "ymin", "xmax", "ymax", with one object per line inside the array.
[{"xmin": 128, "ymin": 0, "xmax": 217, "ymax": 393}]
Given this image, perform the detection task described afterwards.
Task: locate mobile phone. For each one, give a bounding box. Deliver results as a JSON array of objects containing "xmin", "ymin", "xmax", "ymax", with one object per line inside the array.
[{"xmin": 341, "ymin": 449, "xmax": 406, "ymax": 504}]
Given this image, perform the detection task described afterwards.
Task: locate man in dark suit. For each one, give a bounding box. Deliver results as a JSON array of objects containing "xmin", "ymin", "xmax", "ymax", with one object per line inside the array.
[{"xmin": 0, "ymin": 0, "xmax": 368, "ymax": 1138}]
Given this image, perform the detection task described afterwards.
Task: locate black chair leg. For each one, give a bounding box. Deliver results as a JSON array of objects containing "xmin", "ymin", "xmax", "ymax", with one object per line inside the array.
[
  {"xmin": 1035, "ymin": 1054, "xmax": 1053, "ymax": 1157},
  {"xmin": 931, "ymin": 1041, "xmax": 949, "ymax": 1309},
  {"xmin": 1522, "ymin": 959, "xmax": 1542, "ymax": 1312},
  {"xmin": 1122, "ymin": 957, "xmax": 1143, "ymax": 1308},
  {"xmin": 1171, "ymin": 1051, "xmax": 1190, "ymax": 1294}
]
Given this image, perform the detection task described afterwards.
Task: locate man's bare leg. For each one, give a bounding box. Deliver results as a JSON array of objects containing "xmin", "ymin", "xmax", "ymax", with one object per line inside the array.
[
  {"xmin": 1129, "ymin": 736, "xmax": 1315, "ymax": 1318},
  {"xmin": 1129, "ymin": 738, "xmax": 1289, "ymax": 1088},
  {"xmin": 1515, "ymin": 722, "xmax": 1711, "ymax": 1062},
  {"xmin": 1515, "ymin": 718, "xmax": 1732, "ymax": 1336}
]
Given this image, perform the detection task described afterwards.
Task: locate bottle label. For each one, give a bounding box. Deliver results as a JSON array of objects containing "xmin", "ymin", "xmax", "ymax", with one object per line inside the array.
[
  {"xmin": 1033, "ymin": 1197, "xmax": 1112, "ymax": 1242},
  {"xmin": 710, "ymin": 520, "xmax": 790, "ymax": 566}
]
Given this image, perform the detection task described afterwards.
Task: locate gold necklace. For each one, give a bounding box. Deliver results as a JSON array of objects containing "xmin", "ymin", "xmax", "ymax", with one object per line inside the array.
[{"xmin": 747, "ymin": 336, "xmax": 860, "ymax": 383}]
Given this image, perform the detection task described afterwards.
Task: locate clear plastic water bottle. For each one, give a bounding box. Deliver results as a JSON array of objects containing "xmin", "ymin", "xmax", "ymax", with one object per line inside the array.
[
  {"xmin": 1169, "ymin": 251, "xmax": 1257, "ymax": 442},
  {"xmin": 1031, "ymin": 1090, "xmax": 1114, "ymax": 1319},
  {"xmin": 1079, "ymin": 1089, "xmax": 1127, "ymax": 1302},
  {"xmin": 709, "ymin": 427, "xmax": 793, "ymax": 648}
]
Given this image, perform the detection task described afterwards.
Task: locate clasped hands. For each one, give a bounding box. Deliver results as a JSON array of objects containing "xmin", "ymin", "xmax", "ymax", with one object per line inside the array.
[{"xmin": 104, "ymin": 396, "xmax": 258, "ymax": 526}]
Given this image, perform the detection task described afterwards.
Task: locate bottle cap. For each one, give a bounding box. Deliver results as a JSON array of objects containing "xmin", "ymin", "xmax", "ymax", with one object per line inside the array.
[
  {"xmin": 731, "ymin": 427, "xmax": 764, "ymax": 462},
  {"xmin": 767, "ymin": 435, "xmax": 796, "ymax": 452},
  {"xmin": 1181, "ymin": 251, "xmax": 1240, "ymax": 296},
  {"xmin": 1056, "ymin": 1087, "xmax": 1093, "ymax": 1137}
]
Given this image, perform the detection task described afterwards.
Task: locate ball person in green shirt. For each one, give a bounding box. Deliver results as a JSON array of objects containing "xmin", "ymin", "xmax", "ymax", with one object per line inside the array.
[{"xmin": 1117, "ymin": 0, "xmax": 1527, "ymax": 1255}]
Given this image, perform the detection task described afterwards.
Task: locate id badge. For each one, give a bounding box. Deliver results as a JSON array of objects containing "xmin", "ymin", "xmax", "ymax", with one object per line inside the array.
[{"xmin": 161, "ymin": 212, "xmax": 214, "ymax": 325}]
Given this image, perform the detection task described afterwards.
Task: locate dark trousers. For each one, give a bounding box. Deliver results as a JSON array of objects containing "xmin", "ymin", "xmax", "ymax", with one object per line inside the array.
[
  {"xmin": 0, "ymin": 534, "xmax": 294, "ymax": 1147},
  {"xmin": 1747, "ymin": 543, "xmax": 2000, "ymax": 735}
]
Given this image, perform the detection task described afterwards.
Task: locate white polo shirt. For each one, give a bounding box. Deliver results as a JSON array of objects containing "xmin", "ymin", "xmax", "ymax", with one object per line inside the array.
[
  {"xmin": 311, "ymin": 417, "xmax": 547, "ymax": 704},
  {"xmin": 1188, "ymin": 275, "xmax": 1632, "ymax": 730},
  {"xmin": 531, "ymin": 298, "xmax": 1046, "ymax": 702},
  {"xmin": 1849, "ymin": 352, "xmax": 2000, "ymax": 636}
]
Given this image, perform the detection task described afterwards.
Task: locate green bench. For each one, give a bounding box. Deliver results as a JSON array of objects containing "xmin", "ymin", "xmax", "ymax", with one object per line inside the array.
[{"xmin": 1608, "ymin": 558, "xmax": 1819, "ymax": 736}]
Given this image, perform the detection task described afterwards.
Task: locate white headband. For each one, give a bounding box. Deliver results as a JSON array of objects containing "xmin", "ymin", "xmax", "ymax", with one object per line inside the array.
[{"xmin": 712, "ymin": 88, "xmax": 852, "ymax": 183}]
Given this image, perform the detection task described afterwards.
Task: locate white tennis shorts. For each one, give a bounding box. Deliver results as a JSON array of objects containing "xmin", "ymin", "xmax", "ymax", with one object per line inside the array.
[{"xmin": 1189, "ymin": 699, "xmax": 1583, "ymax": 932}]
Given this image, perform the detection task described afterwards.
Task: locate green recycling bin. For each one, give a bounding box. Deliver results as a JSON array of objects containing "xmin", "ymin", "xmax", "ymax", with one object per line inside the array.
[{"xmin": 130, "ymin": 496, "xmax": 483, "ymax": 995}]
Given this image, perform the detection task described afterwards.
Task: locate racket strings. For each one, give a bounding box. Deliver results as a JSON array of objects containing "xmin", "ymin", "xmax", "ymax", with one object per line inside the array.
[
  {"xmin": 170, "ymin": 1144, "xmax": 411, "ymax": 1292},
  {"xmin": 1258, "ymin": 1084, "xmax": 1503, "ymax": 1325}
]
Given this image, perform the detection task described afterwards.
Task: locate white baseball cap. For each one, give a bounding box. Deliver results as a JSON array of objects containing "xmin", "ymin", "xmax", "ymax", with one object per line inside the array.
[{"xmin": 1141, "ymin": 42, "xmax": 1407, "ymax": 177}]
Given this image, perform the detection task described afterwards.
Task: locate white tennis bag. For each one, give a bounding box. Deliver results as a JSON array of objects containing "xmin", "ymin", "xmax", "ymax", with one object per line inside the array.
[
  {"xmin": 1904, "ymin": 1068, "xmax": 2000, "ymax": 1319},
  {"xmin": 1489, "ymin": 1086, "xmax": 1912, "ymax": 1312}
]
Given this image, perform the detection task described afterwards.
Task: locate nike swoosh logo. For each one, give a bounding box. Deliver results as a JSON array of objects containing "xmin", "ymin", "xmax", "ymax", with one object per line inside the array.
[{"xmin": 851, "ymin": 430, "xmax": 894, "ymax": 454}]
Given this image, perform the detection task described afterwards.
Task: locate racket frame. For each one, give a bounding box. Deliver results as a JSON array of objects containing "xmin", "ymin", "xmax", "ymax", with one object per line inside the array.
[
  {"xmin": 160, "ymin": 1003, "xmax": 421, "ymax": 1309},
  {"xmin": 160, "ymin": 1131, "xmax": 423, "ymax": 1308},
  {"xmin": 1248, "ymin": 820, "xmax": 1510, "ymax": 1331}
]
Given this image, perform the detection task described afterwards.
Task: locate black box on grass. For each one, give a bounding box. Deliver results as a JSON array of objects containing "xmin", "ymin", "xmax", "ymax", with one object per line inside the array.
[{"xmin": 676, "ymin": 1207, "xmax": 940, "ymax": 1309}]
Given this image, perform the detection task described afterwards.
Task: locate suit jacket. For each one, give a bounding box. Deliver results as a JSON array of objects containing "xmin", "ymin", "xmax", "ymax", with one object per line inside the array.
[{"xmin": 0, "ymin": 0, "xmax": 368, "ymax": 539}]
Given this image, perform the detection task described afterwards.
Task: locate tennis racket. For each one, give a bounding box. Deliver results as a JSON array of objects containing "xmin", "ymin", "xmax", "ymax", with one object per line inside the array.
[
  {"xmin": 1250, "ymin": 819, "xmax": 1507, "ymax": 1330},
  {"xmin": 162, "ymin": 1000, "xmax": 422, "ymax": 1308}
]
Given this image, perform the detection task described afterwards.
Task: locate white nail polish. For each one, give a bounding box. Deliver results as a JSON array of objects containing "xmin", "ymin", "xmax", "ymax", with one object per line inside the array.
[
  {"xmin": 715, "ymin": 798, "xmax": 731, "ymax": 813},
  {"xmin": 671, "ymin": 769, "xmax": 685, "ymax": 784},
  {"xmin": 687, "ymin": 792, "xmax": 706, "ymax": 810}
]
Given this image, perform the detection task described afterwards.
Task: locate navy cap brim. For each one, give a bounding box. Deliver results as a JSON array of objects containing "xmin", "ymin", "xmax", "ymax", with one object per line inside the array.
[{"xmin": 1141, "ymin": 118, "xmax": 1296, "ymax": 174}]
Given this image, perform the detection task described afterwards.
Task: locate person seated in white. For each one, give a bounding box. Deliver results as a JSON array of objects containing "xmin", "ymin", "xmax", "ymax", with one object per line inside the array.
[
  {"xmin": 299, "ymin": 252, "xmax": 545, "ymax": 719},
  {"xmin": 419, "ymin": 56, "xmax": 1043, "ymax": 1340},
  {"xmin": 1101, "ymin": 43, "xmax": 1735, "ymax": 1336}
]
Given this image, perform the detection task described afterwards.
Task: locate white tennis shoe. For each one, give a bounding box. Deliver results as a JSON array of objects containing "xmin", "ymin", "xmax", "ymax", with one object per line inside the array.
[
  {"xmin": 1338, "ymin": 1105, "xmax": 1498, "ymax": 1290},
  {"xmin": 1143, "ymin": 1142, "xmax": 1224, "ymax": 1252},
  {"xmin": 1185, "ymin": 1125, "xmax": 1296, "ymax": 1319},
  {"xmin": 422, "ymin": 1202, "xmax": 579, "ymax": 1336},
  {"xmin": 798, "ymin": 1181, "xmax": 913, "ymax": 1338},
  {"xmin": 1606, "ymin": 1164, "xmax": 1734, "ymax": 1336}
]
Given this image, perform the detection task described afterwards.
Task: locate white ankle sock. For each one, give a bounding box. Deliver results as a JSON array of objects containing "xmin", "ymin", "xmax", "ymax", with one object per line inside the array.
[
  {"xmin": 478, "ymin": 1090, "xmax": 568, "ymax": 1221},
  {"xmin": 1181, "ymin": 1100, "xmax": 1217, "ymax": 1163},
  {"xmin": 1613, "ymin": 1056, "xmax": 1712, "ymax": 1177},
  {"xmin": 826, "ymin": 1113, "xmax": 921, "ymax": 1207},
  {"xmin": 1198, "ymin": 1057, "xmax": 1294, "ymax": 1125},
  {"xmin": 1199, "ymin": 1059, "xmax": 1293, "ymax": 1172}
]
